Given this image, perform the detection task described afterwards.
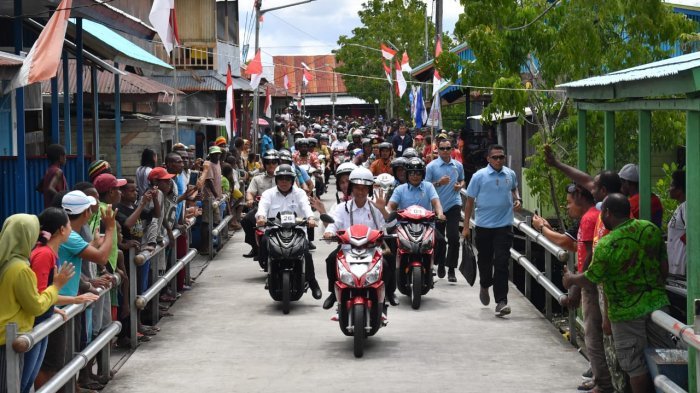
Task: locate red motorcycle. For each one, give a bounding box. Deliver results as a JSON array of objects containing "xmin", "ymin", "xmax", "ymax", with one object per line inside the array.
[
  {"xmin": 393, "ymin": 205, "xmax": 437, "ymax": 309},
  {"xmin": 324, "ymin": 220, "xmax": 390, "ymax": 358}
]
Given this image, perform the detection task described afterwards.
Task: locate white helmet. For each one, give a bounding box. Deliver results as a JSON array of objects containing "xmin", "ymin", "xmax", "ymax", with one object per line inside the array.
[
  {"xmin": 349, "ymin": 167, "xmax": 374, "ymax": 187},
  {"xmin": 336, "ymin": 162, "xmax": 357, "ymax": 177}
]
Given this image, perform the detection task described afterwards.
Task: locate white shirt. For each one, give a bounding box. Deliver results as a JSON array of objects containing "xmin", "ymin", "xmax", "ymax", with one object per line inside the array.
[
  {"xmin": 325, "ymin": 199, "xmax": 385, "ymax": 235},
  {"xmin": 256, "ymin": 186, "xmax": 314, "ymax": 220},
  {"xmin": 331, "ymin": 140, "xmax": 349, "ymax": 151},
  {"xmin": 667, "ymin": 201, "xmax": 686, "ymax": 276}
]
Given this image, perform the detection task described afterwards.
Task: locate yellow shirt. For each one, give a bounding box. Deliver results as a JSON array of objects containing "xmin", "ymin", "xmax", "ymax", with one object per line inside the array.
[{"xmin": 0, "ymin": 261, "xmax": 58, "ymax": 344}]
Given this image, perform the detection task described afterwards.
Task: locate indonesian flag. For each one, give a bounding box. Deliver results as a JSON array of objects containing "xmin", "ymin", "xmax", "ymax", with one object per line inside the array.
[
  {"xmin": 149, "ymin": 0, "xmax": 180, "ymax": 56},
  {"xmin": 382, "ymin": 62, "xmax": 392, "ymax": 84},
  {"xmin": 395, "ymin": 61, "xmax": 406, "ymax": 98},
  {"xmin": 380, "ymin": 43, "xmax": 397, "ymax": 60},
  {"xmin": 302, "ymin": 69, "xmax": 313, "ymax": 86},
  {"xmin": 246, "ymin": 49, "xmax": 263, "ymax": 89},
  {"xmin": 225, "ymin": 65, "xmax": 237, "ymax": 139},
  {"xmin": 297, "ymin": 91, "xmax": 302, "ymax": 110},
  {"xmin": 264, "ymin": 85, "xmax": 272, "ymax": 118},
  {"xmin": 283, "ymin": 73, "xmax": 289, "ymax": 90},
  {"xmin": 401, "ymin": 52, "xmax": 412, "ymax": 72},
  {"xmin": 6, "ymin": 0, "xmax": 72, "ymax": 93},
  {"xmin": 433, "ymin": 38, "xmax": 443, "ymax": 96}
]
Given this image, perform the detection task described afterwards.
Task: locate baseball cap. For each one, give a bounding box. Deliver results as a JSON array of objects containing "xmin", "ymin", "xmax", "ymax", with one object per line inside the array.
[
  {"xmin": 148, "ymin": 167, "xmax": 175, "ymax": 181},
  {"xmin": 209, "ymin": 146, "xmax": 222, "ymax": 155},
  {"xmin": 618, "ymin": 163, "xmax": 639, "ymax": 183},
  {"xmin": 62, "ymin": 190, "xmax": 97, "ymax": 215},
  {"xmin": 93, "ymin": 174, "xmax": 127, "ymax": 194}
]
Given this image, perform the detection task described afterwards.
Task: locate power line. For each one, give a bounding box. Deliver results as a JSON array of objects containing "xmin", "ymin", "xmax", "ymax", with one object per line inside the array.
[{"xmin": 505, "ymin": 0, "xmax": 561, "ymax": 31}]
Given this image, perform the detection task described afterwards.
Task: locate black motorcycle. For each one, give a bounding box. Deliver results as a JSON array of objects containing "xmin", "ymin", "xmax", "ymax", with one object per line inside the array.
[{"xmin": 263, "ymin": 211, "xmax": 309, "ymax": 314}]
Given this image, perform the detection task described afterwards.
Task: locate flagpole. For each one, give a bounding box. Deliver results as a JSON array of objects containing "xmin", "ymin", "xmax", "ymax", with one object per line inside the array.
[
  {"xmin": 389, "ymin": 61, "xmax": 394, "ymax": 119},
  {"xmin": 172, "ymin": 51, "xmax": 179, "ymax": 143}
]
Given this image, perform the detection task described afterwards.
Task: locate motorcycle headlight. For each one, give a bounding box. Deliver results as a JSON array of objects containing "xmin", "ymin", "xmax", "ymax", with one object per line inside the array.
[
  {"xmin": 338, "ymin": 263, "xmax": 355, "ymax": 286},
  {"xmin": 364, "ymin": 261, "xmax": 382, "ymax": 286}
]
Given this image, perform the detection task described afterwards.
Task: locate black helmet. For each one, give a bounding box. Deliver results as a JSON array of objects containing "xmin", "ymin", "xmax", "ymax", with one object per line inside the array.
[
  {"xmin": 274, "ymin": 164, "xmax": 296, "ymax": 180},
  {"xmin": 262, "ymin": 149, "xmax": 280, "ymax": 164},
  {"xmin": 278, "ymin": 149, "xmax": 292, "ymax": 164},
  {"xmin": 307, "ymin": 138, "xmax": 318, "ymax": 148},
  {"xmin": 378, "ymin": 142, "xmax": 392, "ymax": 151},
  {"xmin": 402, "ymin": 147, "xmax": 418, "ymax": 159},
  {"xmin": 319, "ymin": 134, "xmax": 329, "ymax": 142},
  {"xmin": 295, "ymin": 138, "xmax": 309, "ymax": 148},
  {"xmin": 404, "ymin": 157, "xmax": 426, "ymax": 179},
  {"xmin": 390, "ymin": 157, "xmax": 407, "ymax": 177}
]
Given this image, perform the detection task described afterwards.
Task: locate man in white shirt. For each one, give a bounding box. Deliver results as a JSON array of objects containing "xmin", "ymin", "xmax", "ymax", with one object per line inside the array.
[
  {"xmin": 667, "ymin": 170, "xmax": 686, "ymax": 276},
  {"xmin": 256, "ymin": 164, "xmax": 322, "ymax": 299},
  {"xmin": 321, "ymin": 167, "xmax": 398, "ymax": 309}
]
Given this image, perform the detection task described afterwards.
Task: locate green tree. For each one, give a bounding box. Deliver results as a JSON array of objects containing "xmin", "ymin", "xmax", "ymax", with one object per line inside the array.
[
  {"xmin": 335, "ymin": 0, "xmax": 442, "ymax": 120},
  {"xmin": 449, "ymin": 0, "xmax": 694, "ymax": 218}
]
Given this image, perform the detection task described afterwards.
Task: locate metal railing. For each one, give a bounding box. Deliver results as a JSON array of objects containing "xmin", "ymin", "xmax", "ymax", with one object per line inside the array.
[
  {"xmin": 460, "ymin": 190, "xmax": 576, "ymax": 344},
  {"xmin": 5, "ymin": 279, "xmax": 120, "ymax": 393},
  {"xmin": 647, "ymin": 308, "xmax": 700, "ymax": 393}
]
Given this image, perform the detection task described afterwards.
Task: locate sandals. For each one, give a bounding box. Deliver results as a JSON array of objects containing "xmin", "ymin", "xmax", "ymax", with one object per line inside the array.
[{"xmin": 79, "ymin": 380, "xmax": 105, "ymax": 391}]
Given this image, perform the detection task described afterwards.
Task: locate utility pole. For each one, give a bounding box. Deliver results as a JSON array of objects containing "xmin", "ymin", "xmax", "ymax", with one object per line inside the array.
[
  {"xmin": 435, "ymin": 0, "xmax": 443, "ymax": 44},
  {"xmin": 389, "ymin": 61, "xmax": 394, "ymax": 120},
  {"xmin": 251, "ymin": 0, "xmax": 316, "ymax": 153},
  {"xmin": 424, "ymin": 7, "xmax": 429, "ymax": 62}
]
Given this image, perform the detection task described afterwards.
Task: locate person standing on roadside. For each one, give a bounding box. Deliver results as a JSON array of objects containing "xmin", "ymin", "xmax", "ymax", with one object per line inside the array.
[
  {"xmin": 462, "ymin": 145, "xmax": 521, "ymax": 317},
  {"xmin": 391, "ymin": 124, "xmax": 412, "ymax": 157},
  {"xmin": 426, "ymin": 138, "xmax": 464, "ymax": 282},
  {"xmin": 39, "ymin": 144, "xmax": 68, "ymax": 209}
]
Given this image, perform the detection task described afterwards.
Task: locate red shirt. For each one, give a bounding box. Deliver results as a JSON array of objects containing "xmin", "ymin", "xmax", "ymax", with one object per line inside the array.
[
  {"xmin": 451, "ymin": 149, "xmax": 462, "ymax": 163},
  {"xmin": 577, "ymin": 206, "xmax": 598, "ymax": 272},
  {"xmin": 628, "ymin": 193, "xmax": 664, "ymax": 227},
  {"xmin": 30, "ymin": 245, "xmax": 58, "ymax": 292}
]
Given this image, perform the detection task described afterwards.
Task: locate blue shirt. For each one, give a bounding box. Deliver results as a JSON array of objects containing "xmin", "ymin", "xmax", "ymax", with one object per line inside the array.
[
  {"xmin": 425, "ymin": 157, "xmax": 464, "ymax": 211},
  {"xmin": 58, "ymin": 230, "xmax": 89, "ymax": 296},
  {"xmin": 389, "ymin": 181, "xmax": 439, "ymax": 210},
  {"xmin": 261, "ymin": 135, "xmax": 274, "ymax": 156},
  {"xmin": 466, "ymin": 164, "xmax": 518, "ymax": 228},
  {"xmin": 292, "ymin": 164, "xmax": 310, "ymax": 185},
  {"xmin": 174, "ymin": 175, "xmax": 185, "ymax": 221}
]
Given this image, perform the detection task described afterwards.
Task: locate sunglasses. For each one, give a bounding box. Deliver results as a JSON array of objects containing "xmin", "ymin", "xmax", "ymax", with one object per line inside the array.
[
  {"xmin": 490, "ymin": 155, "xmax": 506, "ymax": 160},
  {"xmin": 438, "ymin": 147, "xmax": 451, "ymax": 151}
]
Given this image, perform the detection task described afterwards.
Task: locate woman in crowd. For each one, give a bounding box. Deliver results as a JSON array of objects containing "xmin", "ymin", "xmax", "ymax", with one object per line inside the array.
[{"xmin": 136, "ymin": 148, "xmax": 158, "ymax": 197}]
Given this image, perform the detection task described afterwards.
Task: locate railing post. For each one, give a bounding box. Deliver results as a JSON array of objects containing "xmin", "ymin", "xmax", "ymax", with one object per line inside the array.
[
  {"xmin": 185, "ymin": 226, "xmax": 192, "ymax": 286},
  {"xmin": 544, "ymin": 251, "xmax": 552, "ymax": 321},
  {"xmin": 208, "ymin": 197, "xmax": 214, "ymax": 260},
  {"xmin": 128, "ymin": 248, "xmax": 138, "ymax": 349},
  {"xmin": 524, "ymin": 216, "xmax": 532, "ymax": 300},
  {"xmin": 568, "ymin": 252, "xmax": 577, "ymax": 346},
  {"xmin": 97, "ymin": 337, "xmax": 111, "ymax": 383},
  {"xmin": 150, "ymin": 255, "xmax": 159, "ymax": 326},
  {"xmin": 6, "ymin": 323, "xmax": 21, "ymax": 393},
  {"xmin": 169, "ymin": 237, "xmax": 178, "ymax": 297},
  {"xmin": 65, "ymin": 318, "xmax": 76, "ymax": 393}
]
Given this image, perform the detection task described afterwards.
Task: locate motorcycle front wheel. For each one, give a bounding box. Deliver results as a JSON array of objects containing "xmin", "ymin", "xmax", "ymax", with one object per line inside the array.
[
  {"xmin": 411, "ymin": 266, "xmax": 422, "ymax": 310},
  {"xmin": 353, "ymin": 303, "xmax": 366, "ymax": 358},
  {"xmin": 282, "ymin": 271, "xmax": 291, "ymax": 314}
]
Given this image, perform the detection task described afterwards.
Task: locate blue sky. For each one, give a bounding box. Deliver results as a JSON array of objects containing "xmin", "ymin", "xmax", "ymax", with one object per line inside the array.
[{"xmin": 237, "ymin": 0, "xmax": 463, "ymax": 77}]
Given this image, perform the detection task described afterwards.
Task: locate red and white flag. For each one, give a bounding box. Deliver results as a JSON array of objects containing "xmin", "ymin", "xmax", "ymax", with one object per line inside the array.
[
  {"xmin": 395, "ymin": 61, "xmax": 406, "ymax": 98},
  {"xmin": 296, "ymin": 91, "xmax": 302, "ymax": 110},
  {"xmin": 7, "ymin": 0, "xmax": 72, "ymax": 92},
  {"xmin": 283, "ymin": 73, "xmax": 289, "ymax": 90},
  {"xmin": 246, "ymin": 49, "xmax": 263, "ymax": 89},
  {"xmin": 380, "ymin": 43, "xmax": 397, "ymax": 60},
  {"xmin": 149, "ymin": 0, "xmax": 180, "ymax": 56},
  {"xmin": 264, "ymin": 85, "xmax": 272, "ymax": 118},
  {"xmin": 302, "ymin": 69, "xmax": 313, "ymax": 86},
  {"xmin": 401, "ymin": 52, "xmax": 412, "ymax": 72},
  {"xmin": 433, "ymin": 38, "xmax": 444, "ymax": 95},
  {"xmin": 382, "ymin": 62, "xmax": 392, "ymax": 84},
  {"xmin": 300, "ymin": 62, "xmax": 311, "ymax": 70},
  {"xmin": 225, "ymin": 64, "xmax": 237, "ymax": 139}
]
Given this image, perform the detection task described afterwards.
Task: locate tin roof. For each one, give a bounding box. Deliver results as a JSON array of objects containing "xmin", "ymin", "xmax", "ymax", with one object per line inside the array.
[
  {"xmin": 273, "ymin": 55, "xmax": 347, "ymax": 95},
  {"xmin": 150, "ymin": 70, "xmax": 252, "ymax": 92},
  {"xmin": 0, "ymin": 51, "xmax": 24, "ymax": 67},
  {"xmin": 558, "ymin": 51, "xmax": 700, "ymax": 88}
]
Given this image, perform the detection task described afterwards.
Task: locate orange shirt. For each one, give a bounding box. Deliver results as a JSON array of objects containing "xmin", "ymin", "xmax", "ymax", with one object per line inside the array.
[{"xmin": 370, "ymin": 158, "xmax": 392, "ymax": 176}]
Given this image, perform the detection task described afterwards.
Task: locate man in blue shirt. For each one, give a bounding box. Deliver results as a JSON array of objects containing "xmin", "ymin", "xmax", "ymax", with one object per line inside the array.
[
  {"xmin": 388, "ymin": 157, "xmax": 444, "ymax": 218},
  {"xmin": 391, "ymin": 124, "xmax": 413, "ymax": 157},
  {"xmin": 426, "ymin": 139, "xmax": 465, "ymax": 282},
  {"xmin": 261, "ymin": 128, "xmax": 274, "ymax": 156},
  {"xmin": 463, "ymin": 145, "xmax": 521, "ymax": 317}
]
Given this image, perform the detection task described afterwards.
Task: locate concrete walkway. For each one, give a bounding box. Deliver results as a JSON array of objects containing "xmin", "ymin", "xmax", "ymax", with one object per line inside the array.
[{"xmin": 103, "ymin": 191, "xmax": 587, "ymax": 393}]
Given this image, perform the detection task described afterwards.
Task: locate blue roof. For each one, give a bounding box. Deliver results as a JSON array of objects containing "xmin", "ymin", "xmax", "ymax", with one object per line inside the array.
[{"xmin": 69, "ymin": 19, "xmax": 172, "ymax": 71}]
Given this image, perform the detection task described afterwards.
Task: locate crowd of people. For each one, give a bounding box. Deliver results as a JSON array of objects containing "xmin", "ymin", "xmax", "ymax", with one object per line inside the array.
[{"xmin": 0, "ymin": 109, "xmax": 690, "ymax": 393}]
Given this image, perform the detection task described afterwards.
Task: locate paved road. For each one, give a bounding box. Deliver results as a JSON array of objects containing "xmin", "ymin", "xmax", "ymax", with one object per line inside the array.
[{"xmin": 104, "ymin": 183, "xmax": 587, "ymax": 393}]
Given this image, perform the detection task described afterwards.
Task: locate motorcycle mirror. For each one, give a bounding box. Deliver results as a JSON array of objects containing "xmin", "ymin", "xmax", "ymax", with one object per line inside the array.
[{"xmin": 319, "ymin": 213, "xmax": 335, "ymax": 224}]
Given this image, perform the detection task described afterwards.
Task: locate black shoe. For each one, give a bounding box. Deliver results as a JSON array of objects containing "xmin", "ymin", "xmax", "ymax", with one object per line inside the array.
[
  {"xmin": 479, "ymin": 287, "xmax": 490, "ymax": 306},
  {"xmin": 243, "ymin": 249, "xmax": 258, "ymax": 258},
  {"xmin": 495, "ymin": 301, "xmax": 511, "ymax": 316},
  {"xmin": 448, "ymin": 268, "xmax": 457, "ymax": 283},
  {"xmin": 309, "ymin": 281, "xmax": 322, "ymax": 300},
  {"xmin": 387, "ymin": 292, "xmax": 400, "ymax": 306},
  {"xmin": 322, "ymin": 293, "xmax": 336, "ymax": 309},
  {"xmin": 582, "ymin": 367, "xmax": 593, "ymax": 379},
  {"xmin": 437, "ymin": 265, "xmax": 446, "ymax": 279},
  {"xmin": 308, "ymin": 242, "xmax": 317, "ymax": 250}
]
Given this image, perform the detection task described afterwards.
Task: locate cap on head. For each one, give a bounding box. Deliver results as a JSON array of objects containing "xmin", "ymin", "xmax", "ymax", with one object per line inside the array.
[
  {"xmin": 88, "ymin": 160, "xmax": 111, "ymax": 182},
  {"xmin": 62, "ymin": 190, "xmax": 98, "ymax": 215},
  {"xmin": 93, "ymin": 174, "xmax": 127, "ymax": 194},
  {"xmin": 618, "ymin": 163, "xmax": 639, "ymax": 183},
  {"xmin": 148, "ymin": 167, "xmax": 176, "ymax": 181},
  {"xmin": 214, "ymin": 137, "xmax": 228, "ymax": 147},
  {"xmin": 209, "ymin": 146, "xmax": 222, "ymax": 155}
]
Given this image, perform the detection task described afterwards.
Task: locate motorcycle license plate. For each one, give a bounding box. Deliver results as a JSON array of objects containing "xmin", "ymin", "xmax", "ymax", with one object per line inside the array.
[{"xmin": 280, "ymin": 213, "xmax": 295, "ymax": 225}]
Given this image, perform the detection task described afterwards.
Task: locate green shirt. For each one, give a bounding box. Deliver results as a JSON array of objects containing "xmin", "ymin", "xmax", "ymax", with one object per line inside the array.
[{"xmin": 585, "ymin": 219, "xmax": 669, "ymax": 322}]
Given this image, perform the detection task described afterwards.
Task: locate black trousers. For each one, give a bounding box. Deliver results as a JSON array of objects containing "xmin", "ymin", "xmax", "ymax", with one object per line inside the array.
[
  {"xmin": 474, "ymin": 226, "xmax": 513, "ymax": 304},
  {"xmin": 435, "ymin": 205, "xmax": 462, "ymax": 269},
  {"xmin": 324, "ymin": 246, "xmax": 396, "ymax": 295},
  {"xmin": 259, "ymin": 234, "xmax": 318, "ymax": 284},
  {"xmin": 242, "ymin": 206, "xmax": 258, "ymax": 250}
]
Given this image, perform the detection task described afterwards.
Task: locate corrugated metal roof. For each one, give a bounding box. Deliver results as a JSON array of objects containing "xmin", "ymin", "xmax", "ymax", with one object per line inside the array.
[
  {"xmin": 150, "ymin": 70, "xmax": 252, "ymax": 92},
  {"xmin": 40, "ymin": 60, "xmax": 182, "ymax": 99},
  {"xmin": 0, "ymin": 51, "xmax": 23, "ymax": 67},
  {"xmin": 273, "ymin": 55, "xmax": 347, "ymax": 95},
  {"xmin": 303, "ymin": 95, "xmax": 368, "ymax": 107},
  {"xmin": 558, "ymin": 51, "xmax": 700, "ymax": 88},
  {"xmin": 411, "ymin": 42, "xmax": 471, "ymax": 80}
]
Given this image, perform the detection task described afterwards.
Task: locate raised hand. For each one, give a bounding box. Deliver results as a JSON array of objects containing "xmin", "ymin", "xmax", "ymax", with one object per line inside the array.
[{"xmin": 53, "ymin": 262, "xmax": 75, "ymax": 289}]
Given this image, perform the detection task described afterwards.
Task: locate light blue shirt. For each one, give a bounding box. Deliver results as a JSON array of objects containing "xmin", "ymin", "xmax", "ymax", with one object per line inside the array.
[
  {"xmin": 58, "ymin": 231, "xmax": 89, "ymax": 296},
  {"xmin": 466, "ymin": 164, "xmax": 518, "ymax": 228},
  {"xmin": 291, "ymin": 164, "xmax": 310, "ymax": 185},
  {"xmin": 389, "ymin": 180, "xmax": 439, "ymax": 210},
  {"xmin": 425, "ymin": 157, "xmax": 464, "ymax": 212}
]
